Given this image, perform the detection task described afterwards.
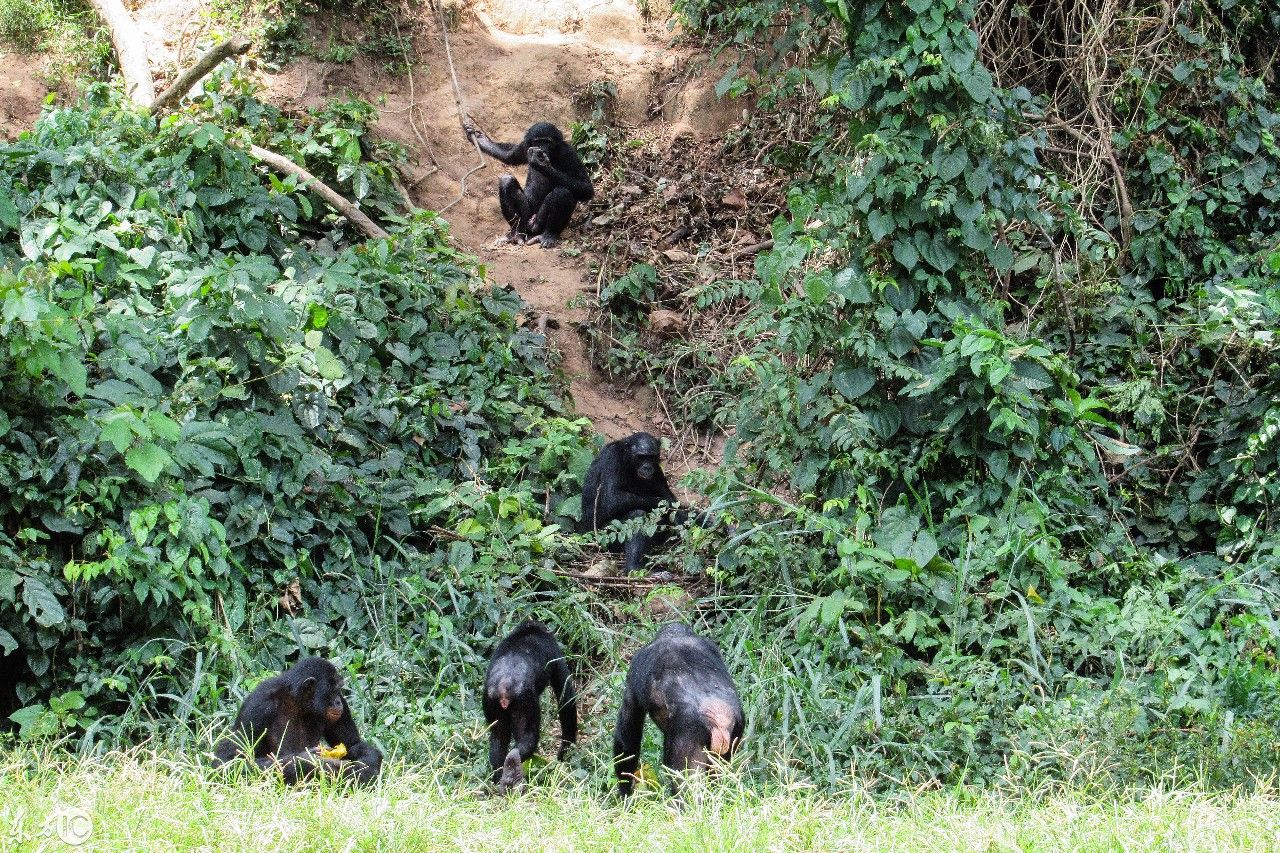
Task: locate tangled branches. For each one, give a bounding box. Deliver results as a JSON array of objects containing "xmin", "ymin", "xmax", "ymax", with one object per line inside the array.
[{"xmin": 977, "ymin": 0, "xmax": 1181, "ymax": 247}]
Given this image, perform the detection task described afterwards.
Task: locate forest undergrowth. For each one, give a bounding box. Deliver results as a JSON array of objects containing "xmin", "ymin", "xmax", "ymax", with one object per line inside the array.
[{"xmin": 0, "ymin": 0, "xmax": 1277, "ymax": 806}]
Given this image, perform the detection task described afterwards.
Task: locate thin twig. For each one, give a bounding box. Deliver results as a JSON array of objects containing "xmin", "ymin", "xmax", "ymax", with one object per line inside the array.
[{"xmin": 432, "ymin": 0, "xmax": 486, "ymax": 214}]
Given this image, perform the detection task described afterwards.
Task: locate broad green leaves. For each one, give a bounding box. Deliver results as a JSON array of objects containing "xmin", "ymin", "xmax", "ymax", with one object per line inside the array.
[{"xmin": 0, "ymin": 87, "xmax": 571, "ymax": 736}]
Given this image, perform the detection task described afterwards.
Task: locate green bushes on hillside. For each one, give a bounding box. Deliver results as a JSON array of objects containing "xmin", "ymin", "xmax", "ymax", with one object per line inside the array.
[{"xmin": 0, "ymin": 82, "xmax": 595, "ymax": 746}]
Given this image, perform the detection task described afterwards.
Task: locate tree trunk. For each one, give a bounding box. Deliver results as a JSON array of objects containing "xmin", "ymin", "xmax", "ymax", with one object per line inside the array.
[{"xmin": 88, "ymin": 0, "xmax": 154, "ymax": 108}]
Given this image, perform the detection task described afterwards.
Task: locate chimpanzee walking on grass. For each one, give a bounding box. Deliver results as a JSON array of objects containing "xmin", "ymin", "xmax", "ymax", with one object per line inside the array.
[
  {"xmin": 613, "ymin": 623, "xmax": 744, "ymax": 795},
  {"xmin": 484, "ymin": 620, "xmax": 578, "ymax": 792},
  {"xmin": 464, "ymin": 121, "xmax": 594, "ymax": 248}
]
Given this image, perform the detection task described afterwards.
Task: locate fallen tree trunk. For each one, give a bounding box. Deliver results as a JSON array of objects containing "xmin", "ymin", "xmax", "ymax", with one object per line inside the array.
[
  {"xmin": 89, "ymin": 0, "xmax": 154, "ymax": 108},
  {"xmin": 153, "ymin": 36, "xmax": 251, "ymax": 111},
  {"xmin": 249, "ymin": 145, "xmax": 390, "ymax": 241}
]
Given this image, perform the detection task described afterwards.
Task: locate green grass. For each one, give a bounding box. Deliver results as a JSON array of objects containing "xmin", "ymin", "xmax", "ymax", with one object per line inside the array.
[{"xmin": 2, "ymin": 749, "xmax": 1279, "ymax": 851}]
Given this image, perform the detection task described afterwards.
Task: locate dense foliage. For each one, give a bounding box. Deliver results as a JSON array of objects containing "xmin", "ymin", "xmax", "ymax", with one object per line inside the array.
[
  {"xmin": 598, "ymin": 0, "xmax": 1280, "ymax": 785},
  {"xmin": 0, "ymin": 79, "xmax": 602, "ymax": 747},
  {"xmin": 2, "ymin": 0, "xmax": 1279, "ymax": 796}
]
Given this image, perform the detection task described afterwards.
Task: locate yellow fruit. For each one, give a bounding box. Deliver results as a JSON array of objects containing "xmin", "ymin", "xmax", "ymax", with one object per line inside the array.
[
  {"xmin": 635, "ymin": 762, "xmax": 660, "ymax": 790},
  {"xmin": 317, "ymin": 743, "xmax": 347, "ymax": 760}
]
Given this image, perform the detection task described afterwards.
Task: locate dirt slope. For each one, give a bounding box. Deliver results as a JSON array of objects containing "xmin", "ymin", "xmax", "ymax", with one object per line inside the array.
[
  {"xmin": 260, "ymin": 0, "xmax": 735, "ymax": 476},
  {"xmin": 0, "ymin": 52, "xmax": 51, "ymax": 141}
]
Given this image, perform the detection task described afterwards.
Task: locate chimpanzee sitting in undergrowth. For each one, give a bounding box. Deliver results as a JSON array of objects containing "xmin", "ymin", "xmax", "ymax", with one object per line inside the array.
[
  {"xmin": 464, "ymin": 121, "xmax": 594, "ymax": 248},
  {"xmin": 212, "ymin": 656, "xmax": 382, "ymax": 786},
  {"xmin": 581, "ymin": 431, "xmax": 692, "ymax": 572},
  {"xmin": 484, "ymin": 620, "xmax": 578, "ymax": 792},
  {"xmin": 613, "ymin": 622, "xmax": 744, "ymax": 795}
]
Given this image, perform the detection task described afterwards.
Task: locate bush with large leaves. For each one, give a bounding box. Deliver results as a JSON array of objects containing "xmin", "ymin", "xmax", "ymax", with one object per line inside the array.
[{"xmin": 0, "ymin": 84, "xmax": 586, "ymax": 740}]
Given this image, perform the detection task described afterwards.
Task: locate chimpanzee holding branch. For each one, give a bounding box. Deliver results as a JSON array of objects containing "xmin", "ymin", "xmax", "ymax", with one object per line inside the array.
[
  {"xmin": 484, "ymin": 620, "xmax": 578, "ymax": 791},
  {"xmin": 212, "ymin": 657, "xmax": 382, "ymax": 786},
  {"xmin": 581, "ymin": 431, "xmax": 690, "ymax": 572},
  {"xmin": 464, "ymin": 121, "xmax": 594, "ymax": 248},
  {"xmin": 613, "ymin": 623, "xmax": 744, "ymax": 795}
]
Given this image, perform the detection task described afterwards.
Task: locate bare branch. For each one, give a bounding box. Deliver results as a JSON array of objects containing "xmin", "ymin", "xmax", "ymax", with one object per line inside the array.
[
  {"xmin": 154, "ymin": 37, "xmax": 251, "ymax": 112},
  {"xmin": 248, "ymin": 145, "xmax": 390, "ymax": 241}
]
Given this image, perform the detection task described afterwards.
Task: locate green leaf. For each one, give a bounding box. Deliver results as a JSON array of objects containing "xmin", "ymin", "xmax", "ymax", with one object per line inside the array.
[
  {"xmin": 146, "ymin": 411, "xmax": 181, "ymax": 442},
  {"xmin": 833, "ymin": 266, "xmax": 871, "ymax": 303},
  {"xmin": 804, "ymin": 275, "xmax": 830, "ymax": 303},
  {"xmin": 49, "ymin": 691, "xmax": 85, "ymax": 713},
  {"xmin": 314, "ymin": 346, "xmax": 346, "ymax": 380},
  {"xmin": 126, "ymin": 442, "xmax": 173, "ymax": 483},
  {"xmin": 909, "ymin": 530, "xmax": 938, "ymax": 569},
  {"xmin": 919, "ymin": 233, "xmax": 957, "ymax": 273},
  {"xmin": 932, "ymin": 145, "xmax": 968, "ymax": 182},
  {"xmin": 99, "ymin": 416, "xmax": 134, "ymax": 454},
  {"xmin": 56, "ymin": 354, "xmax": 88, "ymax": 396},
  {"xmin": 892, "ymin": 238, "xmax": 919, "ymax": 271},
  {"xmin": 988, "ymin": 242, "xmax": 1014, "ymax": 271},
  {"xmin": 0, "ymin": 189, "xmax": 18, "ymax": 232},
  {"xmin": 819, "ymin": 590, "xmax": 847, "ymax": 625},
  {"xmin": 867, "ymin": 210, "xmax": 894, "ymax": 241},
  {"xmin": 867, "ymin": 404, "xmax": 902, "ymax": 438},
  {"xmin": 952, "ymin": 197, "xmax": 983, "ymax": 223},
  {"xmin": 10, "ymin": 705, "xmax": 52, "ymax": 738},
  {"xmin": 21, "ymin": 577, "xmax": 65, "ymax": 628},
  {"xmin": 833, "ymin": 365, "xmax": 875, "ymax": 400},
  {"xmin": 959, "ymin": 65, "xmax": 993, "ymax": 104}
]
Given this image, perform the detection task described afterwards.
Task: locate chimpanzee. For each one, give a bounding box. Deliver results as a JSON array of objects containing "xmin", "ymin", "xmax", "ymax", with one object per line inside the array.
[
  {"xmin": 483, "ymin": 620, "xmax": 578, "ymax": 788},
  {"xmin": 581, "ymin": 431, "xmax": 689, "ymax": 571},
  {"xmin": 464, "ymin": 121, "xmax": 594, "ymax": 248},
  {"xmin": 212, "ymin": 656, "xmax": 383, "ymax": 786},
  {"xmin": 613, "ymin": 622, "xmax": 744, "ymax": 795}
]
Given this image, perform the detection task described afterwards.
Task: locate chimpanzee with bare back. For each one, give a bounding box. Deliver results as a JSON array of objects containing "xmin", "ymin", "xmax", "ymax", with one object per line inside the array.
[{"xmin": 483, "ymin": 620, "xmax": 578, "ymax": 791}]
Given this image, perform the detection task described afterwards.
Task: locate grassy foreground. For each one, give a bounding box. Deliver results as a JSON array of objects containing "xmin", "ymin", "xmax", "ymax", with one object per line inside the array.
[{"xmin": 1, "ymin": 750, "xmax": 1278, "ymax": 852}]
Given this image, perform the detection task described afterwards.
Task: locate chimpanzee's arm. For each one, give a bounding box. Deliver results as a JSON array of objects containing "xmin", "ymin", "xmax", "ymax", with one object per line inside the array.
[
  {"xmin": 612, "ymin": 687, "xmax": 646, "ymax": 796},
  {"xmin": 607, "ymin": 490, "xmax": 679, "ymax": 520},
  {"xmin": 324, "ymin": 700, "xmax": 384, "ymax": 785},
  {"xmin": 212, "ymin": 690, "xmax": 277, "ymax": 767},
  {"xmin": 548, "ymin": 656, "xmax": 578, "ymax": 758},
  {"xmin": 474, "ymin": 134, "xmax": 528, "ymax": 166},
  {"xmin": 532, "ymin": 148, "xmax": 595, "ymax": 201}
]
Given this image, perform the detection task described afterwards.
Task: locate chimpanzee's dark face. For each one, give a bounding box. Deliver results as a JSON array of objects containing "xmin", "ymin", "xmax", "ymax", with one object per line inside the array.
[
  {"xmin": 296, "ymin": 660, "xmax": 346, "ymax": 724},
  {"xmin": 524, "ymin": 122, "xmax": 563, "ymax": 151},
  {"xmin": 628, "ymin": 434, "xmax": 661, "ymax": 481}
]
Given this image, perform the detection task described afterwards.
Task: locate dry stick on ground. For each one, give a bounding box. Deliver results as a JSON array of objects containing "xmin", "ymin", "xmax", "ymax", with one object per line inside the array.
[
  {"xmin": 249, "ymin": 145, "xmax": 390, "ymax": 240},
  {"xmin": 153, "ymin": 37, "xmax": 251, "ymax": 111},
  {"xmin": 89, "ymin": 0, "xmax": 155, "ymax": 107}
]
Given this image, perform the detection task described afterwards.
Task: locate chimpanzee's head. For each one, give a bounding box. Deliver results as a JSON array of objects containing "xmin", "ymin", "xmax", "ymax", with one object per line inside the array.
[
  {"xmin": 524, "ymin": 122, "xmax": 565, "ymax": 150},
  {"xmin": 626, "ymin": 432, "xmax": 662, "ymax": 482},
  {"xmin": 292, "ymin": 657, "xmax": 346, "ymax": 724}
]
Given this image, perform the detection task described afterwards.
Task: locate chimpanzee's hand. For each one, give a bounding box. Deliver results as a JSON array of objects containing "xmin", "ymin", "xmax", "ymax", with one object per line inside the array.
[{"xmin": 528, "ymin": 146, "xmax": 551, "ymax": 169}]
